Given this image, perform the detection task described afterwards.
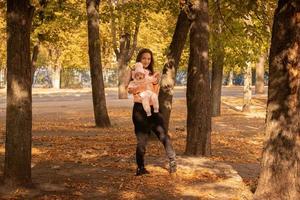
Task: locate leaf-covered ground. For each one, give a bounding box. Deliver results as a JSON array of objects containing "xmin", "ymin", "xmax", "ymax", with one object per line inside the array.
[{"xmin": 0, "ymin": 88, "xmax": 266, "ymax": 199}]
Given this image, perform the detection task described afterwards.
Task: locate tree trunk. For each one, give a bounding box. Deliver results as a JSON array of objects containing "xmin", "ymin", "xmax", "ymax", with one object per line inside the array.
[
  {"xmin": 185, "ymin": 0, "xmax": 211, "ymax": 156},
  {"xmin": 51, "ymin": 66, "xmax": 61, "ymax": 89},
  {"xmin": 116, "ymin": 30, "xmax": 139, "ymax": 99},
  {"xmin": 211, "ymin": 21, "xmax": 224, "ymax": 117},
  {"xmin": 31, "ymin": 43, "xmax": 39, "ymax": 85},
  {"xmin": 117, "ymin": 51, "xmax": 131, "ymax": 99},
  {"xmin": 109, "ymin": 0, "xmax": 140, "ymax": 99},
  {"xmin": 254, "ymin": 1, "xmax": 300, "ymax": 199},
  {"xmin": 158, "ymin": 10, "xmax": 191, "ymax": 132},
  {"xmin": 86, "ymin": 0, "xmax": 111, "ymax": 127},
  {"xmin": 0, "ymin": 68, "xmax": 5, "ymax": 88},
  {"xmin": 242, "ymin": 62, "xmax": 252, "ymax": 112},
  {"xmin": 211, "ymin": 50, "xmax": 224, "ymax": 117},
  {"xmin": 5, "ymin": 0, "xmax": 34, "ymax": 186},
  {"xmin": 255, "ymin": 54, "xmax": 265, "ymax": 94},
  {"xmin": 228, "ymin": 70, "xmax": 233, "ymax": 86},
  {"xmin": 3, "ymin": 68, "xmax": 7, "ymax": 87}
]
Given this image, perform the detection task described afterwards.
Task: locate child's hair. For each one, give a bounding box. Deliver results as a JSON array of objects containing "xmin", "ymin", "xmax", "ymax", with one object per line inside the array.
[
  {"xmin": 132, "ymin": 64, "xmax": 145, "ymax": 79},
  {"xmin": 136, "ymin": 48, "xmax": 154, "ymax": 75}
]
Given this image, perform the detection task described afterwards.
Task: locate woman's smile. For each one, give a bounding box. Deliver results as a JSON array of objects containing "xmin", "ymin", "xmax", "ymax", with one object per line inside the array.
[{"xmin": 140, "ymin": 53, "xmax": 151, "ymax": 68}]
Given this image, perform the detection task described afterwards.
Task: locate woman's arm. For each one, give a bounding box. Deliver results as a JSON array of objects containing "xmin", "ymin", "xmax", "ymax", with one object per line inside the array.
[{"xmin": 128, "ymin": 81, "xmax": 147, "ymax": 94}]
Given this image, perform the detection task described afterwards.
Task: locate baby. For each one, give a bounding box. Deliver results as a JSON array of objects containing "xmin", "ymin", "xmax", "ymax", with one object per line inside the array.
[{"xmin": 128, "ymin": 62, "xmax": 159, "ymax": 116}]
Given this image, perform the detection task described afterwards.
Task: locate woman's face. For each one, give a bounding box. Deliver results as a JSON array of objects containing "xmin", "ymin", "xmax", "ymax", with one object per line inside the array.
[{"xmin": 140, "ymin": 53, "xmax": 151, "ymax": 68}]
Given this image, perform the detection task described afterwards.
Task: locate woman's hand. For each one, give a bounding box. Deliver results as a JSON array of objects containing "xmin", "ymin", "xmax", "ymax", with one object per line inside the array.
[{"xmin": 136, "ymin": 82, "xmax": 147, "ymax": 93}]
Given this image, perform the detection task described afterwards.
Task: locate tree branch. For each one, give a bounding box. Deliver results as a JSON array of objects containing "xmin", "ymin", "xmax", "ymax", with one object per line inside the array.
[
  {"xmin": 109, "ymin": 0, "xmax": 120, "ymax": 58},
  {"xmin": 127, "ymin": 17, "xmax": 140, "ymax": 62},
  {"xmin": 215, "ymin": 0, "xmax": 235, "ymax": 35},
  {"xmin": 180, "ymin": 0, "xmax": 195, "ymax": 20}
]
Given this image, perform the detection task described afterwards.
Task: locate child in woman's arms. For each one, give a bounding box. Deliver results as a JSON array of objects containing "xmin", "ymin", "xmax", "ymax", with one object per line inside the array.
[{"xmin": 128, "ymin": 62, "xmax": 160, "ymax": 116}]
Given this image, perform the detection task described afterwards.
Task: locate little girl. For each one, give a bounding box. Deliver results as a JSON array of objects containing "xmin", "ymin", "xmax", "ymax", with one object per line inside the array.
[{"xmin": 128, "ymin": 62, "xmax": 159, "ymax": 116}]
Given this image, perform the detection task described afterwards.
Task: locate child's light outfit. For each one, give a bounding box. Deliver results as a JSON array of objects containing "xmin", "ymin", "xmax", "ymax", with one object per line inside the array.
[{"xmin": 128, "ymin": 63, "xmax": 159, "ymax": 116}]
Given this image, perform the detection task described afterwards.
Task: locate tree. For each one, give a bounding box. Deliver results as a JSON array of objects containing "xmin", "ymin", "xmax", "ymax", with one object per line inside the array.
[
  {"xmin": 185, "ymin": 0, "xmax": 211, "ymax": 156},
  {"xmin": 0, "ymin": 2, "xmax": 6, "ymax": 87},
  {"xmin": 242, "ymin": 61, "xmax": 252, "ymax": 112},
  {"xmin": 255, "ymin": 54, "xmax": 266, "ymax": 94},
  {"xmin": 210, "ymin": 15, "xmax": 224, "ymax": 117},
  {"xmin": 158, "ymin": 6, "xmax": 191, "ymax": 132},
  {"xmin": 5, "ymin": 0, "xmax": 34, "ymax": 185},
  {"xmin": 31, "ymin": 0, "xmax": 87, "ymax": 88},
  {"xmin": 228, "ymin": 70, "xmax": 233, "ymax": 85},
  {"xmin": 86, "ymin": 0, "xmax": 111, "ymax": 127},
  {"xmin": 254, "ymin": 0, "xmax": 300, "ymax": 198},
  {"xmin": 108, "ymin": 0, "xmax": 141, "ymax": 99},
  {"xmin": 212, "ymin": 0, "xmax": 274, "ymax": 92}
]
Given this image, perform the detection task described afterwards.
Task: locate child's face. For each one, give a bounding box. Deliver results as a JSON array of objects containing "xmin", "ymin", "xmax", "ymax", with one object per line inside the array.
[{"xmin": 135, "ymin": 72, "xmax": 145, "ymax": 80}]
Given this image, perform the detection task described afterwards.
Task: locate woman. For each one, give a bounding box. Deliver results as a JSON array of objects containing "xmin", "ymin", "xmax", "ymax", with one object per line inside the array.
[{"xmin": 128, "ymin": 48, "xmax": 177, "ymax": 176}]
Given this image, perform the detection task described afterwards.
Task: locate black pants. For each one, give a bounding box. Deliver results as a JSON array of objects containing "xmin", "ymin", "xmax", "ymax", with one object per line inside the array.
[{"xmin": 132, "ymin": 103, "xmax": 176, "ymax": 168}]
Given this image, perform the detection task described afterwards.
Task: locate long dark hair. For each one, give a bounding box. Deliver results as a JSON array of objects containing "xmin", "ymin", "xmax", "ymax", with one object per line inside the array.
[{"xmin": 136, "ymin": 48, "xmax": 154, "ymax": 75}]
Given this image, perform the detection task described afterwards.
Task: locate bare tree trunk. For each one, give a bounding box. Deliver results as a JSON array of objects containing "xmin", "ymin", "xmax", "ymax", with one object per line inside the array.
[
  {"xmin": 31, "ymin": 43, "xmax": 39, "ymax": 85},
  {"xmin": 228, "ymin": 70, "xmax": 233, "ymax": 86},
  {"xmin": 117, "ymin": 34, "xmax": 132, "ymax": 99},
  {"xmin": 109, "ymin": 0, "xmax": 140, "ymax": 99},
  {"xmin": 255, "ymin": 54, "xmax": 265, "ymax": 94},
  {"xmin": 5, "ymin": 0, "xmax": 34, "ymax": 186},
  {"xmin": 211, "ymin": 50, "xmax": 224, "ymax": 117},
  {"xmin": 158, "ymin": 10, "xmax": 190, "ymax": 132},
  {"xmin": 117, "ymin": 30, "xmax": 139, "ymax": 99},
  {"xmin": 51, "ymin": 66, "xmax": 61, "ymax": 89},
  {"xmin": 86, "ymin": 0, "xmax": 111, "ymax": 127},
  {"xmin": 0, "ymin": 68, "xmax": 5, "ymax": 88},
  {"xmin": 242, "ymin": 62, "xmax": 252, "ymax": 112},
  {"xmin": 211, "ymin": 20, "xmax": 224, "ymax": 117},
  {"xmin": 254, "ymin": 1, "xmax": 300, "ymax": 199},
  {"xmin": 185, "ymin": 0, "xmax": 211, "ymax": 156},
  {"xmin": 4, "ymin": 68, "xmax": 7, "ymax": 86}
]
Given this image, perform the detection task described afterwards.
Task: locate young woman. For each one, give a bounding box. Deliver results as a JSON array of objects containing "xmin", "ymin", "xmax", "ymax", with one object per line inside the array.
[{"xmin": 128, "ymin": 48, "xmax": 177, "ymax": 176}]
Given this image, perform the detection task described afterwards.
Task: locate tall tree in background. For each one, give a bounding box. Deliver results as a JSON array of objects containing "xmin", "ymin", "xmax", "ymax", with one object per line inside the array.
[
  {"xmin": 0, "ymin": 2, "xmax": 6, "ymax": 88},
  {"xmin": 185, "ymin": 0, "xmax": 211, "ymax": 156},
  {"xmin": 30, "ymin": 0, "xmax": 48, "ymax": 85},
  {"xmin": 109, "ymin": 0, "xmax": 140, "ymax": 99},
  {"xmin": 242, "ymin": 61, "xmax": 252, "ymax": 112},
  {"xmin": 5, "ymin": 0, "xmax": 34, "ymax": 185},
  {"xmin": 254, "ymin": 0, "xmax": 300, "ymax": 198},
  {"xmin": 210, "ymin": 15, "xmax": 224, "ymax": 117},
  {"xmin": 86, "ymin": 0, "xmax": 111, "ymax": 127},
  {"xmin": 255, "ymin": 54, "xmax": 266, "ymax": 94},
  {"xmin": 158, "ymin": 3, "xmax": 191, "ymax": 132}
]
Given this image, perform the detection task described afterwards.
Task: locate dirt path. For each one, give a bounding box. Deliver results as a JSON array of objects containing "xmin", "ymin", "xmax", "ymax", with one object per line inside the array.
[{"xmin": 0, "ymin": 91, "xmax": 266, "ymax": 199}]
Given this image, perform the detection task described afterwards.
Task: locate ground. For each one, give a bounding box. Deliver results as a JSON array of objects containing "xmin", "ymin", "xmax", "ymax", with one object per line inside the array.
[{"xmin": 0, "ymin": 86, "xmax": 266, "ymax": 199}]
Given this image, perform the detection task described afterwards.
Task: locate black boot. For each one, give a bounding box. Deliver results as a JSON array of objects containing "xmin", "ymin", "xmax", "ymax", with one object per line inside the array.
[
  {"xmin": 136, "ymin": 167, "xmax": 150, "ymax": 176},
  {"xmin": 169, "ymin": 160, "xmax": 177, "ymax": 173}
]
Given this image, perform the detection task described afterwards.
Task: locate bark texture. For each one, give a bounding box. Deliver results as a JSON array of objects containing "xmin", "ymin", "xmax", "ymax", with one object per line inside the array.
[
  {"xmin": 158, "ymin": 10, "xmax": 191, "ymax": 132},
  {"xmin": 185, "ymin": 0, "xmax": 211, "ymax": 156},
  {"xmin": 254, "ymin": 1, "xmax": 300, "ymax": 199},
  {"xmin": 242, "ymin": 62, "xmax": 252, "ymax": 112},
  {"xmin": 109, "ymin": 0, "xmax": 140, "ymax": 99},
  {"xmin": 86, "ymin": 0, "xmax": 111, "ymax": 127},
  {"xmin": 211, "ymin": 19, "xmax": 224, "ymax": 117},
  {"xmin": 5, "ymin": 0, "xmax": 34, "ymax": 186},
  {"xmin": 255, "ymin": 54, "xmax": 266, "ymax": 94}
]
